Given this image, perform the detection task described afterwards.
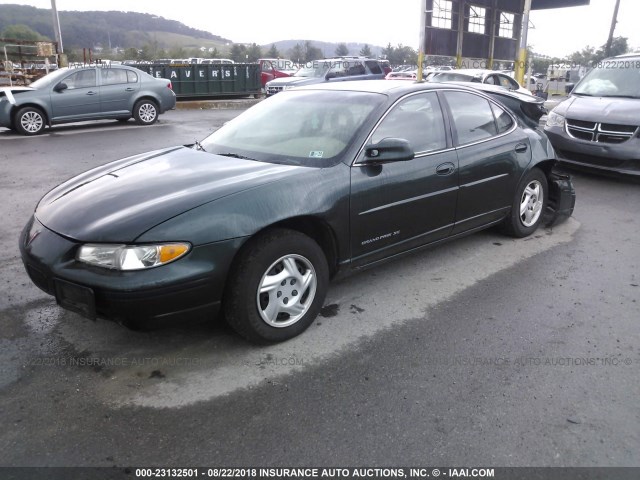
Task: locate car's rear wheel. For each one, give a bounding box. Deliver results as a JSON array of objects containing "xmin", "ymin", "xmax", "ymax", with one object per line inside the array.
[
  {"xmin": 133, "ymin": 99, "xmax": 158, "ymax": 125},
  {"xmin": 224, "ymin": 229, "xmax": 329, "ymax": 344},
  {"xmin": 14, "ymin": 107, "xmax": 46, "ymax": 135},
  {"xmin": 503, "ymin": 168, "xmax": 548, "ymax": 237}
]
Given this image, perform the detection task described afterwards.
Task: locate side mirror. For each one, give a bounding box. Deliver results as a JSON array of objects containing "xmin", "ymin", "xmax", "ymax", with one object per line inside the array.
[
  {"xmin": 362, "ymin": 138, "xmax": 414, "ymax": 164},
  {"xmin": 565, "ymin": 83, "xmax": 575, "ymax": 95},
  {"xmin": 325, "ymin": 72, "xmax": 337, "ymax": 80},
  {"xmin": 54, "ymin": 82, "xmax": 68, "ymax": 92}
]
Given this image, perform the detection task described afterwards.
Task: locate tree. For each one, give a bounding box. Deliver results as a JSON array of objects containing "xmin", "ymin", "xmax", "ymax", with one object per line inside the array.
[
  {"xmin": 596, "ymin": 36, "xmax": 628, "ymax": 61},
  {"xmin": 1, "ymin": 24, "xmax": 47, "ymax": 41},
  {"xmin": 290, "ymin": 43, "xmax": 304, "ymax": 63},
  {"xmin": 359, "ymin": 44, "xmax": 372, "ymax": 57},
  {"xmin": 267, "ymin": 44, "xmax": 279, "ymax": 58},
  {"xmin": 381, "ymin": 43, "xmax": 417, "ymax": 66},
  {"xmin": 335, "ymin": 43, "xmax": 349, "ymax": 56},
  {"xmin": 381, "ymin": 42, "xmax": 394, "ymax": 61},
  {"xmin": 246, "ymin": 43, "xmax": 262, "ymax": 62},
  {"xmin": 229, "ymin": 43, "xmax": 247, "ymax": 62},
  {"xmin": 568, "ymin": 45, "xmax": 596, "ymax": 67},
  {"xmin": 168, "ymin": 46, "xmax": 187, "ymax": 59},
  {"xmin": 303, "ymin": 41, "xmax": 322, "ymax": 62},
  {"xmin": 124, "ymin": 47, "xmax": 139, "ymax": 60},
  {"xmin": 139, "ymin": 43, "xmax": 154, "ymax": 61},
  {"xmin": 207, "ymin": 47, "xmax": 219, "ymax": 59}
]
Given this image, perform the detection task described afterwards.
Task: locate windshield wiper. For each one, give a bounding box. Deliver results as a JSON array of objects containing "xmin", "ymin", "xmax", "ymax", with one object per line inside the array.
[
  {"xmin": 218, "ymin": 152, "xmax": 256, "ymax": 160},
  {"xmin": 193, "ymin": 140, "xmax": 206, "ymax": 152}
]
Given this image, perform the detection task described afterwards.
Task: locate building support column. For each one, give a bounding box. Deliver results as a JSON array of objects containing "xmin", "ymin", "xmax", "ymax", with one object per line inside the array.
[
  {"xmin": 487, "ymin": 0, "xmax": 498, "ymax": 69},
  {"xmin": 455, "ymin": 0, "xmax": 465, "ymax": 68},
  {"xmin": 514, "ymin": 0, "xmax": 531, "ymax": 86},
  {"xmin": 418, "ymin": 0, "xmax": 427, "ymax": 81}
]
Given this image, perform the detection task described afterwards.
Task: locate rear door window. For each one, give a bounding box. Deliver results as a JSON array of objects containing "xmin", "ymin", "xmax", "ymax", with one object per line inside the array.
[{"xmin": 444, "ymin": 91, "xmax": 498, "ymax": 145}]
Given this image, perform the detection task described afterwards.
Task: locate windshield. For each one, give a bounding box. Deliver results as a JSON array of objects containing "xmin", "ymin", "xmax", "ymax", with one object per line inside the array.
[
  {"xmin": 573, "ymin": 60, "xmax": 640, "ymax": 97},
  {"xmin": 200, "ymin": 90, "xmax": 385, "ymax": 167},
  {"xmin": 30, "ymin": 68, "xmax": 72, "ymax": 89}
]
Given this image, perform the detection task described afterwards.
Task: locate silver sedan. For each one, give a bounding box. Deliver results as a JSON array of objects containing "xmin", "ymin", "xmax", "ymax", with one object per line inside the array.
[{"xmin": 0, "ymin": 64, "xmax": 176, "ymax": 135}]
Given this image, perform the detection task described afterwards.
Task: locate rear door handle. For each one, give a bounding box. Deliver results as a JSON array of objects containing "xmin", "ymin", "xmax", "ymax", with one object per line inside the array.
[
  {"xmin": 515, "ymin": 143, "xmax": 528, "ymax": 153},
  {"xmin": 125, "ymin": 87, "xmax": 135, "ymax": 91},
  {"xmin": 436, "ymin": 162, "xmax": 456, "ymax": 175},
  {"xmin": 86, "ymin": 91, "xmax": 97, "ymax": 96}
]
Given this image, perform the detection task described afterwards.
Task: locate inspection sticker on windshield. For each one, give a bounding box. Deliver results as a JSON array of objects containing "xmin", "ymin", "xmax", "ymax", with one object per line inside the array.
[{"xmin": 309, "ymin": 151, "xmax": 324, "ymax": 158}]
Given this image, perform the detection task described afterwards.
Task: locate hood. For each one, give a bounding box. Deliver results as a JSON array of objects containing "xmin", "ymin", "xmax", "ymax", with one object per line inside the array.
[
  {"xmin": 35, "ymin": 146, "xmax": 303, "ymax": 243},
  {"xmin": 0, "ymin": 86, "xmax": 34, "ymax": 94},
  {"xmin": 268, "ymin": 76, "xmax": 324, "ymax": 87},
  {"xmin": 0, "ymin": 86, "xmax": 35, "ymax": 103},
  {"xmin": 555, "ymin": 95, "xmax": 640, "ymax": 125}
]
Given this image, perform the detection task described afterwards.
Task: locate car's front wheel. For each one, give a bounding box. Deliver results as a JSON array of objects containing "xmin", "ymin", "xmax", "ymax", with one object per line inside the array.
[
  {"xmin": 224, "ymin": 229, "xmax": 329, "ymax": 344},
  {"xmin": 503, "ymin": 168, "xmax": 548, "ymax": 237},
  {"xmin": 133, "ymin": 99, "xmax": 158, "ymax": 125},
  {"xmin": 14, "ymin": 107, "xmax": 46, "ymax": 135}
]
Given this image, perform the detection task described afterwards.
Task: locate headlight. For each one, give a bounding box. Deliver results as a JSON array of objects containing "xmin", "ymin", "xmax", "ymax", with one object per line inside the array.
[
  {"xmin": 77, "ymin": 243, "xmax": 190, "ymax": 271},
  {"xmin": 546, "ymin": 111, "xmax": 566, "ymax": 128}
]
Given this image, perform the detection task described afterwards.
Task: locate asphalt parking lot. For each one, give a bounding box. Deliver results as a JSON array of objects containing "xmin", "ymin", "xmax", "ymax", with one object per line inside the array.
[{"xmin": 0, "ymin": 108, "xmax": 638, "ymax": 470}]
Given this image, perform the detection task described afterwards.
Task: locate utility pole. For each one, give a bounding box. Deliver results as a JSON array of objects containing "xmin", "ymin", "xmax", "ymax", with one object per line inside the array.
[
  {"xmin": 604, "ymin": 0, "xmax": 621, "ymax": 58},
  {"xmin": 50, "ymin": 0, "xmax": 63, "ymax": 53}
]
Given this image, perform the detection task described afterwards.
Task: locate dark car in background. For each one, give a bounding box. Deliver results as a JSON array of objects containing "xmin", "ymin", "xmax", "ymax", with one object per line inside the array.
[
  {"xmin": 20, "ymin": 80, "xmax": 574, "ymax": 344},
  {"xmin": 265, "ymin": 57, "xmax": 385, "ymax": 96},
  {"xmin": 544, "ymin": 53, "xmax": 640, "ymax": 176},
  {"xmin": 0, "ymin": 64, "xmax": 176, "ymax": 135}
]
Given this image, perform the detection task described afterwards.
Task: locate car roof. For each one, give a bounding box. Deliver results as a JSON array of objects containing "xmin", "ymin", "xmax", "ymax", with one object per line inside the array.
[
  {"xmin": 57, "ymin": 64, "xmax": 140, "ymax": 72},
  {"xmin": 292, "ymin": 79, "xmax": 500, "ymax": 96},
  {"xmin": 441, "ymin": 81, "xmax": 543, "ymax": 103},
  {"xmin": 611, "ymin": 52, "xmax": 640, "ymax": 59}
]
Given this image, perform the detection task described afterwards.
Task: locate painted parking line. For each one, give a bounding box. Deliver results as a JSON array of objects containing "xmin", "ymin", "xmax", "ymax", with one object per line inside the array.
[{"xmin": 0, "ymin": 122, "xmax": 171, "ymax": 139}]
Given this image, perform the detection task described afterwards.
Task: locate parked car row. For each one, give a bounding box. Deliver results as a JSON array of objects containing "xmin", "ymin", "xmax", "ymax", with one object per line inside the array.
[{"xmin": 19, "ymin": 80, "xmax": 575, "ymax": 343}]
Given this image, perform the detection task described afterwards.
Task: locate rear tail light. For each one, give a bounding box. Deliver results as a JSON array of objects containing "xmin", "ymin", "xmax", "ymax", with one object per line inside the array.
[{"xmin": 167, "ymin": 82, "xmax": 173, "ymax": 90}]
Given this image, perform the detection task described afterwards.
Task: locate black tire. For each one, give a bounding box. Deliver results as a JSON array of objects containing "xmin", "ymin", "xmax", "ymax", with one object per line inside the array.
[
  {"xmin": 224, "ymin": 229, "xmax": 329, "ymax": 344},
  {"xmin": 502, "ymin": 168, "xmax": 548, "ymax": 238},
  {"xmin": 133, "ymin": 99, "xmax": 158, "ymax": 125},
  {"xmin": 14, "ymin": 107, "xmax": 46, "ymax": 135}
]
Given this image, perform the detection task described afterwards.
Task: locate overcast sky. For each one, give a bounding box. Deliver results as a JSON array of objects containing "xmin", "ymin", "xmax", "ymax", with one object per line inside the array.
[{"xmin": 2, "ymin": 0, "xmax": 639, "ymax": 57}]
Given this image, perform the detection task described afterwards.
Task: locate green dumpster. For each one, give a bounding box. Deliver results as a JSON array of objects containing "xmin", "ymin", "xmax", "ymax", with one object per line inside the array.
[{"xmin": 138, "ymin": 63, "xmax": 261, "ymax": 98}]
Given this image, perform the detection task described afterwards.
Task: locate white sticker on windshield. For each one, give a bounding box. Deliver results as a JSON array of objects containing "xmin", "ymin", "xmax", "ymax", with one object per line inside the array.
[{"xmin": 309, "ymin": 151, "xmax": 324, "ymax": 158}]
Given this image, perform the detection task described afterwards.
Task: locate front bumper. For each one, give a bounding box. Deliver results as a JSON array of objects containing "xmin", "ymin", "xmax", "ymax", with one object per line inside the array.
[
  {"xmin": 545, "ymin": 125, "xmax": 640, "ymax": 176},
  {"xmin": 0, "ymin": 98, "xmax": 13, "ymax": 128},
  {"xmin": 543, "ymin": 171, "xmax": 576, "ymax": 227},
  {"xmin": 19, "ymin": 217, "xmax": 245, "ymax": 324}
]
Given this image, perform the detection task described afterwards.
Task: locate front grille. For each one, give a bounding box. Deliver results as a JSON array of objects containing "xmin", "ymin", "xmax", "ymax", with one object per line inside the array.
[{"xmin": 566, "ymin": 119, "xmax": 638, "ymax": 144}]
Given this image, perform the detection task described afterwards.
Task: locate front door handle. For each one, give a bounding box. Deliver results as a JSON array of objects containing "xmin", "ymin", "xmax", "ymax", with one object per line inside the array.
[
  {"xmin": 125, "ymin": 87, "xmax": 135, "ymax": 92},
  {"xmin": 515, "ymin": 143, "xmax": 528, "ymax": 153},
  {"xmin": 86, "ymin": 91, "xmax": 97, "ymax": 96},
  {"xmin": 436, "ymin": 162, "xmax": 456, "ymax": 175}
]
